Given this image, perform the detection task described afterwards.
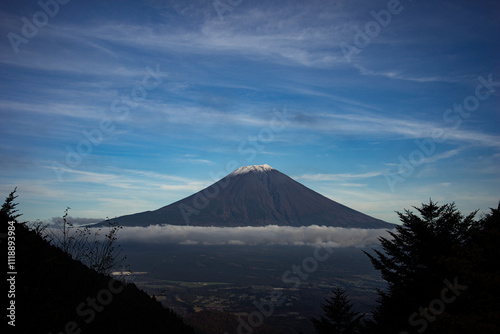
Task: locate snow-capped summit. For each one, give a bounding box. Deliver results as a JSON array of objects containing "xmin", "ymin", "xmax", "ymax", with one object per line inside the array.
[{"xmin": 230, "ymin": 164, "xmax": 275, "ymax": 176}]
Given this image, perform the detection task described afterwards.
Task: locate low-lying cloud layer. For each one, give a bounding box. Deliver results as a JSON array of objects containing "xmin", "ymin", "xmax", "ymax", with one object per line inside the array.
[
  {"xmin": 113, "ymin": 225, "xmax": 393, "ymax": 247},
  {"xmin": 51, "ymin": 216, "xmax": 104, "ymax": 226}
]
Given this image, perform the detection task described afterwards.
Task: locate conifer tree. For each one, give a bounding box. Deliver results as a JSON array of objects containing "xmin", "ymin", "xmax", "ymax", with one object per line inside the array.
[
  {"xmin": 429, "ymin": 202, "xmax": 500, "ymax": 333},
  {"xmin": 1, "ymin": 187, "xmax": 22, "ymax": 224},
  {"xmin": 311, "ymin": 287, "xmax": 363, "ymax": 334},
  {"xmin": 362, "ymin": 200, "xmax": 477, "ymax": 333}
]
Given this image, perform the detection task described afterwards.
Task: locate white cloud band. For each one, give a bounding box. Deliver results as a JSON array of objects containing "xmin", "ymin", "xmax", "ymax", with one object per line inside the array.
[{"xmin": 112, "ymin": 224, "xmax": 393, "ymax": 247}]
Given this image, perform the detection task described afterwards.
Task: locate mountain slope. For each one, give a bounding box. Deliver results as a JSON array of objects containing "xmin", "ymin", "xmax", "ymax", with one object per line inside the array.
[
  {"xmin": 99, "ymin": 165, "xmax": 392, "ymax": 229},
  {"xmin": 14, "ymin": 223, "xmax": 195, "ymax": 334}
]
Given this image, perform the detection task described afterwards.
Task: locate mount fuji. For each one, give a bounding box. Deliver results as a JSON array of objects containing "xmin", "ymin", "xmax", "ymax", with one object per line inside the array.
[{"xmin": 96, "ymin": 164, "xmax": 393, "ymax": 229}]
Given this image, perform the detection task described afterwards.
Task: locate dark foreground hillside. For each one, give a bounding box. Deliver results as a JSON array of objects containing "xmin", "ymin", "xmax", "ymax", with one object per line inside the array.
[{"xmin": 13, "ymin": 223, "xmax": 195, "ymax": 334}]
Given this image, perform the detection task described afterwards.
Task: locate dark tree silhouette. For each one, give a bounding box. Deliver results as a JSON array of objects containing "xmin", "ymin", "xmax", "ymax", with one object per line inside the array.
[
  {"xmin": 311, "ymin": 287, "xmax": 363, "ymax": 334},
  {"xmin": 360, "ymin": 199, "xmax": 500, "ymax": 334},
  {"xmin": 429, "ymin": 201, "xmax": 500, "ymax": 333},
  {"xmin": 1, "ymin": 187, "xmax": 22, "ymax": 224}
]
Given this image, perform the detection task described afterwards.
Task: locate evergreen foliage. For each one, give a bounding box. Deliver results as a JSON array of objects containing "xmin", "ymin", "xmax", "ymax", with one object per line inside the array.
[
  {"xmin": 362, "ymin": 200, "xmax": 478, "ymax": 333},
  {"xmin": 311, "ymin": 287, "xmax": 363, "ymax": 334},
  {"xmin": 1, "ymin": 187, "xmax": 22, "ymax": 223},
  {"xmin": 313, "ymin": 200, "xmax": 500, "ymax": 334}
]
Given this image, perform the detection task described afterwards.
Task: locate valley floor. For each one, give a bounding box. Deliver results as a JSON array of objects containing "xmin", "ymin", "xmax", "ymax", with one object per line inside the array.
[{"xmin": 120, "ymin": 243, "xmax": 385, "ymax": 334}]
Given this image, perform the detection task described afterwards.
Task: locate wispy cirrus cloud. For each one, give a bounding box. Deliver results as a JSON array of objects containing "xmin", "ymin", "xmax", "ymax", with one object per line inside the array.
[
  {"xmin": 1, "ymin": 0, "xmax": 498, "ymax": 224},
  {"xmin": 323, "ymin": 113, "xmax": 500, "ymax": 148},
  {"xmin": 295, "ymin": 171, "xmax": 383, "ymax": 182},
  {"xmin": 52, "ymin": 166, "xmax": 208, "ymax": 192}
]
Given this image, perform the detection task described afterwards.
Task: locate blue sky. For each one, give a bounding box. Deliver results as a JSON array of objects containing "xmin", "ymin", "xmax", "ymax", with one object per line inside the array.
[{"xmin": 1, "ymin": 0, "xmax": 499, "ymax": 224}]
